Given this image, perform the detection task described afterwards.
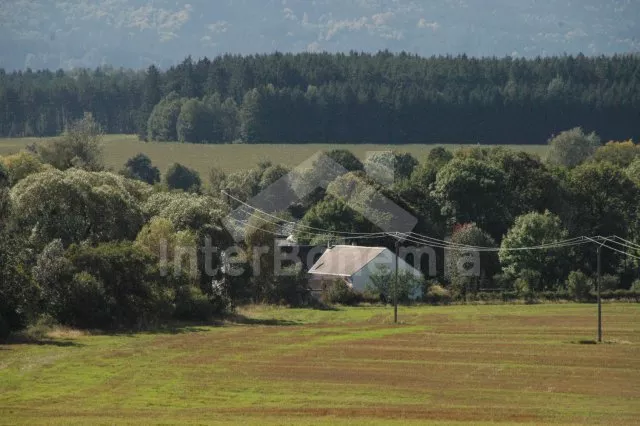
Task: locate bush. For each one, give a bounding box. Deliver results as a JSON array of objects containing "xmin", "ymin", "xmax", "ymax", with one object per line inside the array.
[
  {"xmin": 598, "ymin": 274, "xmax": 620, "ymax": 291},
  {"xmin": 0, "ymin": 231, "xmax": 39, "ymax": 335},
  {"xmin": 323, "ymin": 280, "xmax": 360, "ymax": 306},
  {"xmin": 0, "ymin": 162, "xmax": 8, "ymax": 188},
  {"xmin": 367, "ymin": 265, "xmax": 422, "ymax": 303},
  {"xmin": 471, "ymin": 291, "xmax": 503, "ymax": 302},
  {"xmin": 325, "ymin": 149, "xmax": 364, "ymax": 172},
  {"xmin": 599, "ymin": 289, "xmax": 640, "ymax": 301},
  {"xmin": 424, "ymin": 284, "xmax": 451, "ymax": 305},
  {"xmin": 33, "ymin": 239, "xmax": 73, "ymax": 318},
  {"xmin": 539, "ymin": 290, "xmax": 572, "ymax": 301},
  {"xmin": 165, "ymin": 163, "xmax": 201, "ymax": 193},
  {"xmin": 0, "ymin": 314, "xmax": 10, "ymax": 340},
  {"xmin": 631, "ymin": 280, "xmax": 640, "ymax": 292},
  {"xmin": 122, "ymin": 153, "xmax": 160, "ymax": 185},
  {"xmin": 500, "ymin": 291, "xmax": 521, "ymax": 302},
  {"xmin": 270, "ymin": 266, "xmax": 309, "ymax": 306},
  {"xmin": 38, "ymin": 112, "xmax": 104, "ymax": 171},
  {"xmin": 174, "ymin": 285, "xmax": 215, "ymax": 321},
  {"xmin": 65, "ymin": 242, "xmax": 174, "ymax": 329},
  {"xmin": 364, "ymin": 151, "xmax": 418, "ymax": 183},
  {"xmin": 566, "ymin": 270, "xmax": 593, "ymax": 301},
  {"xmin": 210, "ymin": 280, "xmax": 233, "ymax": 314},
  {"xmin": 65, "ymin": 272, "xmax": 111, "ymax": 328},
  {"xmin": 0, "ymin": 151, "xmax": 46, "ymax": 185}
]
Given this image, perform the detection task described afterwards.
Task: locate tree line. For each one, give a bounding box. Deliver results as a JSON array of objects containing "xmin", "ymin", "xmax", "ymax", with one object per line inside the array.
[
  {"xmin": 1, "ymin": 114, "xmax": 639, "ymax": 337},
  {"xmin": 1, "ymin": 52, "xmax": 639, "ymax": 144}
]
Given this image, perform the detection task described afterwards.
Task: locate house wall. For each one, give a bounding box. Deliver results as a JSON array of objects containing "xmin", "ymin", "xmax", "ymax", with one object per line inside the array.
[
  {"xmin": 351, "ymin": 249, "xmax": 424, "ymax": 298},
  {"xmin": 307, "ymin": 275, "xmax": 349, "ymax": 299}
]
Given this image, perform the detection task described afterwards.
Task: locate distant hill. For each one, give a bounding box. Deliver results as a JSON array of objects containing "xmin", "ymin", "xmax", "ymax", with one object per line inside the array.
[{"xmin": 1, "ymin": 0, "xmax": 638, "ymax": 70}]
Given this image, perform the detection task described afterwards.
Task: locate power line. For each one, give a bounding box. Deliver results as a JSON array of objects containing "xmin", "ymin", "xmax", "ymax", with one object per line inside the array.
[
  {"xmin": 234, "ymin": 205, "xmax": 389, "ymax": 241},
  {"xmin": 599, "ymin": 235, "xmax": 640, "ymax": 252},
  {"xmin": 587, "ymin": 236, "xmax": 640, "ymax": 261},
  {"xmin": 224, "ymin": 191, "xmax": 634, "ymax": 254},
  {"xmin": 609, "ymin": 236, "xmax": 640, "ymax": 250},
  {"xmin": 227, "ymin": 215, "xmax": 389, "ymax": 243},
  {"xmin": 394, "ymin": 232, "xmax": 588, "ymax": 252},
  {"xmin": 223, "ymin": 191, "xmax": 388, "ymax": 237}
]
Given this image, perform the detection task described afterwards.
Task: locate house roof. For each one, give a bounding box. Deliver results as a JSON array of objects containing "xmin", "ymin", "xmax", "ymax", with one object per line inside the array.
[
  {"xmin": 276, "ymin": 244, "xmax": 326, "ymax": 270},
  {"xmin": 308, "ymin": 245, "xmax": 387, "ymax": 277}
]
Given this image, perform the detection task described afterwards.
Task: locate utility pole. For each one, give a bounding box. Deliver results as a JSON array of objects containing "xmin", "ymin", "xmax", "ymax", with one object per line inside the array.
[
  {"xmin": 584, "ymin": 236, "xmax": 607, "ymax": 344},
  {"xmin": 394, "ymin": 237, "xmax": 399, "ymax": 324},
  {"xmin": 597, "ymin": 244, "xmax": 602, "ymax": 343}
]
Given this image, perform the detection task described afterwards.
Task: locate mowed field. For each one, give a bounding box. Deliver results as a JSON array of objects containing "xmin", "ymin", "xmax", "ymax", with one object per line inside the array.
[
  {"xmin": 1, "ymin": 304, "xmax": 638, "ymax": 425},
  {"xmin": 0, "ymin": 135, "xmax": 549, "ymax": 175}
]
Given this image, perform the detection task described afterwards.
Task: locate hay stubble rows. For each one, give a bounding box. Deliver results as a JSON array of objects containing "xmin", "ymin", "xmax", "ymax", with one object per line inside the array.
[{"xmin": 0, "ymin": 304, "xmax": 638, "ymax": 424}]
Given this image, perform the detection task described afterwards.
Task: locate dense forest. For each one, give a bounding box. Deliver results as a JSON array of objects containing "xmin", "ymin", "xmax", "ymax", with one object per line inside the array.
[
  {"xmin": 1, "ymin": 114, "xmax": 640, "ymax": 337},
  {"xmin": 1, "ymin": 52, "xmax": 639, "ymax": 144}
]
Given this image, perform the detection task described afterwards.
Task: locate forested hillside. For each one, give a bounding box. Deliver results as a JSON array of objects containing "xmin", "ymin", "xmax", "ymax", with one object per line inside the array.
[
  {"xmin": 1, "ymin": 53, "xmax": 639, "ymax": 144},
  {"xmin": 2, "ymin": 0, "xmax": 638, "ymax": 70}
]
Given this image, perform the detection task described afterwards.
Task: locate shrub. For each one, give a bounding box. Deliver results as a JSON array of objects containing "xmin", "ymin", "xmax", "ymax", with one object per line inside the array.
[
  {"xmin": 631, "ymin": 280, "xmax": 640, "ymax": 292},
  {"xmin": 174, "ymin": 285, "xmax": 215, "ymax": 321},
  {"xmin": 33, "ymin": 239, "xmax": 74, "ymax": 318},
  {"xmin": 0, "ymin": 231, "xmax": 38, "ymax": 335},
  {"xmin": 38, "ymin": 112, "xmax": 104, "ymax": 171},
  {"xmin": 122, "ymin": 153, "xmax": 160, "ymax": 185},
  {"xmin": 367, "ymin": 265, "xmax": 422, "ymax": 303},
  {"xmin": 0, "ymin": 314, "xmax": 9, "ymax": 340},
  {"xmin": 325, "ymin": 149, "xmax": 364, "ymax": 172},
  {"xmin": 165, "ymin": 163, "xmax": 201, "ymax": 193},
  {"xmin": 65, "ymin": 272, "xmax": 111, "ymax": 328},
  {"xmin": 598, "ymin": 274, "xmax": 620, "ymax": 291},
  {"xmin": 65, "ymin": 242, "xmax": 175, "ymax": 329},
  {"xmin": 599, "ymin": 289, "xmax": 640, "ymax": 301},
  {"xmin": 425, "ymin": 284, "xmax": 451, "ymax": 305},
  {"xmin": 271, "ymin": 266, "xmax": 309, "ymax": 306},
  {"xmin": 500, "ymin": 291, "xmax": 521, "ymax": 302},
  {"xmin": 0, "ymin": 151, "xmax": 46, "ymax": 185},
  {"xmin": 514, "ymin": 277, "xmax": 530, "ymax": 295},
  {"xmin": 0, "ymin": 162, "xmax": 8, "ymax": 188},
  {"xmin": 566, "ymin": 270, "xmax": 593, "ymax": 301},
  {"xmin": 364, "ymin": 151, "xmax": 418, "ymax": 183},
  {"xmin": 540, "ymin": 290, "xmax": 572, "ymax": 301},
  {"xmin": 210, "ymin": 280, "xmax": 233, "ymax": 314},
  {"xmin": 323, "ymin": 279, "xmax": 359, "ymax": 306}
]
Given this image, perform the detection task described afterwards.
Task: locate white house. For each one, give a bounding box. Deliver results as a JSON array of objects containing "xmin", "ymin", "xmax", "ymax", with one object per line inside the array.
[{"xmin": 307, "ymin": 245, "xmax": 423, "ymax": 298}]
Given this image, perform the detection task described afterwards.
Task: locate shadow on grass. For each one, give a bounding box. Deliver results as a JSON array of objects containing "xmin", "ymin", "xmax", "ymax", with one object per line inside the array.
[
  {"xmin": 227, "ymin": 314, "xmax": 302, "ymax": 326},
  {"xmin": 108, "ymin": 321, "xmax": 225, "ymax": 337},
  {"xmin": 570, "ymin": 339, "xmax": 598, "ymax": 345},
  {"xmin": 1, "ymin": 335, "xmax": 84, "ymax": 347}
]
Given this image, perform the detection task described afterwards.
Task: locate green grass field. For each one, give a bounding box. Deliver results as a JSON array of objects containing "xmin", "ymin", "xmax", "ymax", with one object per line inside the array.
[
  {"xmin": 0, "ymin": 135, "xmax": 549, "ymax": 176},
  {"xmin": 1, "ymin": 304, "xmax": 638, "ymax": 425}
]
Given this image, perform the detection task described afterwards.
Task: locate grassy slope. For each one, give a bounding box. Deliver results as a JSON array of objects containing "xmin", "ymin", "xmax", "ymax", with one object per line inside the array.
[
  {"xmin": 0, "ymin": 135, "xmax": 549, "ymax": 176},
  {"xmin": 1, "ymin": 304, "xmax": 638, "ymax": 425}
]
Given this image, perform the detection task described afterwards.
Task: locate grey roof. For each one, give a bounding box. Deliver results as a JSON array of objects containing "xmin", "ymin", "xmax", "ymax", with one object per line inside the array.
[{"xmin": 308, "ymin": 245, "xmax": 387, "ymax": 277}]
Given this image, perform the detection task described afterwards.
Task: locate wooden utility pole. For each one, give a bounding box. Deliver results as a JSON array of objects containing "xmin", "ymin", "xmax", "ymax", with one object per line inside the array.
[
  {"xmin": 597, "ymin": 244, "xmax": 602, "ymax": 343},
  {"xmin": 394, "ymin": 238, "xmax": 399, "ymax": 324}
]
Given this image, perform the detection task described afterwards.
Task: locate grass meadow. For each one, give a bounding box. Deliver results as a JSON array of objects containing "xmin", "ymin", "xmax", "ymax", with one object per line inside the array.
[
  {"xmin": 0, "ymin": 135, "xmax": 549, "ymax": 176},
  {"xmin": 1, "ymin": 303, "xmax": 638, "ymax": 424}
]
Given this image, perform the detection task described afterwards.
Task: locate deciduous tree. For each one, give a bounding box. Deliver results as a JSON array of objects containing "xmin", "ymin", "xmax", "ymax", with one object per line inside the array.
[
  {"xmin": 499, "ymin": 211, "xmax": 570, "ymax": 291},
  {"xmin": 546, "ymin": 127, "xmax": 601, "ymax": 168}
]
